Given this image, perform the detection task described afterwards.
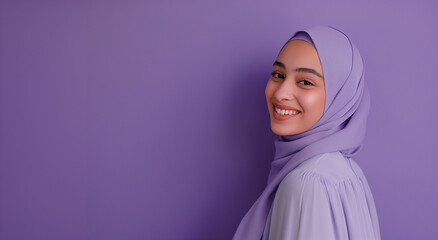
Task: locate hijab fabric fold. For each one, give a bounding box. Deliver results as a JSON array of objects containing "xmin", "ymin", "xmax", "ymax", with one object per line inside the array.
[{"xmin": 233, "ymin": 26, "xmax": 370, "ymax": 240}]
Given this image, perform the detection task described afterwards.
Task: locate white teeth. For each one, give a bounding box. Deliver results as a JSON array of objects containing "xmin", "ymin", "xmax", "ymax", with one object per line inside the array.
[{"xmin": 274, "ymin": 105, "xmax": 300, "ymax": 116}]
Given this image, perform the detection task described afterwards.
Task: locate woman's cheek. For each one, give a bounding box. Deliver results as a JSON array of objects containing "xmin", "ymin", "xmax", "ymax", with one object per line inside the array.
[
  {"xmin": 301, "ymin": 90, "xmax": 325, "ymax": 118},
  {"xmin": 265, "ymin": 81, "xmax": 275, "ymax": 102}
]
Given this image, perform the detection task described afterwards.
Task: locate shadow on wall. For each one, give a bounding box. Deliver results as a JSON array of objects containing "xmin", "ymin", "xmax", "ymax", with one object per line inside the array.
[
  {"xmin": 198, "ymin": 56, "xmax": 276, "ymax": 239},
  {"xmin": 226, "ymin": 60, "xmax": 274, "ymax": 183}
]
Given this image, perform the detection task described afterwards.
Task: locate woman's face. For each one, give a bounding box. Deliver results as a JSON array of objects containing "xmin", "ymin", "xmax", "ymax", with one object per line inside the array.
[{"xmin": 265, "ymin": 39, "xmax": 326, "ymax": 136}]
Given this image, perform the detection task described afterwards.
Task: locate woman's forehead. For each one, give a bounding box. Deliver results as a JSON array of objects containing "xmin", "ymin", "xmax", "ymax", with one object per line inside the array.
[{"xmin": 276, "ymin": 40, "xmax": 323, "ymax": 75}]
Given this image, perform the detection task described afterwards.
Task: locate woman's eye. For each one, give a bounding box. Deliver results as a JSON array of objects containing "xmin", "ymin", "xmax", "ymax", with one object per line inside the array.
[
  {"xmin": 271, "ymin": 72, "xmax": 284, "ymax": 79},
  {"xmin": 298, "ymin": 80, "xmax": 314, "ymax": 86}
]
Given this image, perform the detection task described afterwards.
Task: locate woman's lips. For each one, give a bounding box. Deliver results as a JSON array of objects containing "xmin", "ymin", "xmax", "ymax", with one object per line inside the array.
[
  {"xmin": 273, "ymin": 110, "xmax": 300, "ymax": 120},
  {"xmin": 272, "ymin": 104, "xmax": 301, "ymax": 120}
]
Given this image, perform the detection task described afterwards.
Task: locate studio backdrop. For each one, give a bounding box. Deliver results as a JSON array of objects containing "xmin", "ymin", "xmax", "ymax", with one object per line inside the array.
[{"xmin": 1, "ymin": 0, "xmax": 437, "ymax": 239}]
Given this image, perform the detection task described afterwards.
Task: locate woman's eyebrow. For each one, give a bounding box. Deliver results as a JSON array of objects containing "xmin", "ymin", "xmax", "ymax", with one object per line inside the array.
[
  {"xmin": 273, "ymin": 61, "xmax": 286, "ymax": 69},
  {"xmin": 273, "ymin": 61, "xmax": 323, "ymax": 79},
  {"xmin": 295, "ymin": 68, "xmax": 324, "ymax": 79}
]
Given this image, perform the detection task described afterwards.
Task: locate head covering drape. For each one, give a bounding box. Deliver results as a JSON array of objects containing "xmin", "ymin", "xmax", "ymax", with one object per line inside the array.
[{"xmin": 233, "ymin": 26, "xmax": 370, "ymax": 240}]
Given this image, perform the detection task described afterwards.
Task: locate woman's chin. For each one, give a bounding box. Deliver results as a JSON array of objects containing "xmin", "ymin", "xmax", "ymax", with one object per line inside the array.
[{"xmin": 271, "ymin": 124, "xmax": 298, "ymax": 136}]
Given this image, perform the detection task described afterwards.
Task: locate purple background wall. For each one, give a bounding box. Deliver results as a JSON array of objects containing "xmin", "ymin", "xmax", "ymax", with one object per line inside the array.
[{"xmin": 1, "ymin": 1, "xmax": 437, "ymax": 239}]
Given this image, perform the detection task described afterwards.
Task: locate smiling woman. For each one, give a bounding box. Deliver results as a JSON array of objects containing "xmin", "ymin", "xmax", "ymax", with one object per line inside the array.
[{"xmin": 233, "ymin": 27, "xmax": 381, "ymax": 240}]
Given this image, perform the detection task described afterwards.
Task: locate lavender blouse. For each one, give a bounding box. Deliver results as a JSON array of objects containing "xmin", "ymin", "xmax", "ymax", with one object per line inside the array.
[{"xmin": 261, "ymin": 151, "xmax": 381, "ymax": 240}]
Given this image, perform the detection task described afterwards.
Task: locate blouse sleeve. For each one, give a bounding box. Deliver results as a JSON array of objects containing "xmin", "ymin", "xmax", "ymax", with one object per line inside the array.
[{"xmin": 267, "ymin": 170, "xmax": 339, "ymax": 240}]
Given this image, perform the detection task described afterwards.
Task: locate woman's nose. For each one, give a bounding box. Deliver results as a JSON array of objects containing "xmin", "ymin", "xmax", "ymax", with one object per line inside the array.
[{"xmin": 274, "ymin": 79, "xmax": 295, "ymax": 101}]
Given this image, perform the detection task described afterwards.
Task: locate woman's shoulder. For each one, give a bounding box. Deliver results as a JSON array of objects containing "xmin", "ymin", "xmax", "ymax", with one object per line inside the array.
[
  {"xmin": 284, "ymin": 151, "xmax": 363, "ymax": 185},
  {"xmin": 269, "ymin": 152, "xmax": 380, "ymax": 240}
]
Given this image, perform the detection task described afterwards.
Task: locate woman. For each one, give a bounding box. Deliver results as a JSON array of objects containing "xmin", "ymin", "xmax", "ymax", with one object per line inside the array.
[{"xmin": 233, "ymin": 26, "xmax": 381, "ymax": 240}]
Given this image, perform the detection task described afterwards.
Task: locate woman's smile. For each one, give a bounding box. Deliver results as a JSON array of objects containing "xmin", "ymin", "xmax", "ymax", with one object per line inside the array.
[{"xmin": 272, "ymin": 103, "xmax": 301, "ymax": 120}]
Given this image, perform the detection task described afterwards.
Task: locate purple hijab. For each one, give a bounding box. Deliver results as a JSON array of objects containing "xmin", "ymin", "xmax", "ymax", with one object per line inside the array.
[{"xmin": 233, "ymin": 26, "xmax": 370, "ymax": 239}]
